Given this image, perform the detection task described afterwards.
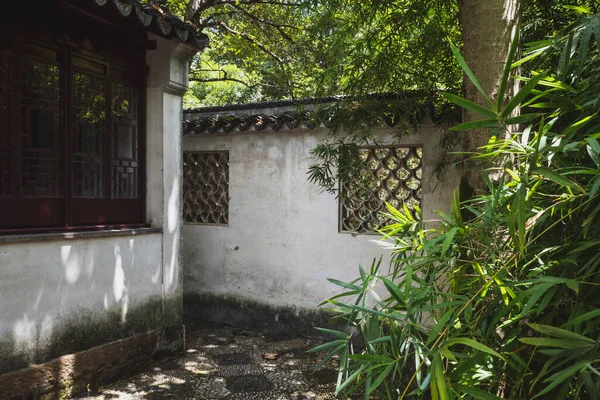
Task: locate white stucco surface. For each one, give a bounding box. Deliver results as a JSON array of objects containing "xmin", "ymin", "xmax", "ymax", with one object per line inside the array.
[
  {"xmin": 183, "ymin": 123, "xmax": 459, "ymax": 310},
  {"xmin": 0, "ymin": 34, "xmax": 195, "ymax": 372},
  {"xmin": 0, "ymin": 234, "xmax": 162, "ymax": 355}
]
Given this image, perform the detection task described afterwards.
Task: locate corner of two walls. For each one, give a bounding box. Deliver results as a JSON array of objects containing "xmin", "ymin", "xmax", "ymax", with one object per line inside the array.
[
  {"xmin": 182, "ymin": 122, "xmax": 460, "ymax": 335},
  {"xmin": 146, "ymin": 34, "xmax": 200, "ymax": 333}
]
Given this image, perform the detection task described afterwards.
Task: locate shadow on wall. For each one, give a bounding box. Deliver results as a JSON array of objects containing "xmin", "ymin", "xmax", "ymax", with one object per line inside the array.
[{"xmin": 0, "ymin": 234, "xmax": 168, "ymax": 376}]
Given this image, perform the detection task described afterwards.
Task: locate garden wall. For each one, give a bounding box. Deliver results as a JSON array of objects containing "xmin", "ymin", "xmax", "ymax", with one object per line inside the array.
[{"xmin": 182, "ymin": 108, "xmax": 460, "ymax": 334}]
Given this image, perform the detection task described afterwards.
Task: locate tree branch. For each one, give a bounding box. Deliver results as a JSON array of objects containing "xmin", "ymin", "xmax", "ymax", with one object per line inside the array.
[
  {"xmin": 190, "ymin": 70, "xmax": 280, "ymax": 89},
  {"xmin": 190, "ymin": 75, "xmax": 254, "ymax": 89},
  {"xmin": 215, "ymin": 21, "xmax": 284, "ymax": 64},
  {"xmin": 198, "ymin": 11, "xmax": 234, "ymax": 28},
  {"xmin": 228, "ymin": 4, "xmax": 297, "ymax": 43},
  {"xmin": 191, "ymin": 0, "xmax": 301, "ymax": 21}
]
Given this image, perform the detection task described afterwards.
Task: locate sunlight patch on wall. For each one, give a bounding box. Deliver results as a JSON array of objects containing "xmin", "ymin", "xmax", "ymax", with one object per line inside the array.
[{"xmin": 61, "ymin": 245, "xmax": 81, "ymax": 284}]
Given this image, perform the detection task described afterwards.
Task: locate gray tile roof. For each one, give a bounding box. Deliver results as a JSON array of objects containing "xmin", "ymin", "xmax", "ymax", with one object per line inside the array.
[
  {"xmin": 91, "ymin": 0, "xmax": 209, "ymax": 49},
  {"xmin": 182, "ymin": 92, "xmax": 456, "ymax": 135}
]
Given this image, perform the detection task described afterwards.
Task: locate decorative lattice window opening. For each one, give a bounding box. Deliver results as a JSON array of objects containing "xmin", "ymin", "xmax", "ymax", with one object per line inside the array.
[
  {"xmin": 183, "ymin": 151, "xmax": 229, "ymax": 225},
  {"xmin": 340, "ymin": 146, "xmax": 422, "ymax": 234}
]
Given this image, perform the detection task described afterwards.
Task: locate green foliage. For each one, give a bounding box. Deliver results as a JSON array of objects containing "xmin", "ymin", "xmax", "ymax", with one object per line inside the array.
[
  {"xmin": 307, "ymin": 0, "xmax": 462, "ymax": 97},
  {"xmin": 306, "ymin": 92, "xmax": 459, "ymax": 194},
  {"xmin": 155, "ymin": 0, "xmax": 463, "ymax": 107},
  {"xmin": 312, "ymin": 12, "xmax": 600, "ymax": 399}
]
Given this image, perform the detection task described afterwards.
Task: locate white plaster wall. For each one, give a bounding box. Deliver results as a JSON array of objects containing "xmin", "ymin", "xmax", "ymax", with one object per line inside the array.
[
  {"xmin": 183, "ymin": 123, "xmax": 460, "ymax": 310},
  {"xmin": 0, "ymin": 234, "xmax": 161, "ymax": 359},
  {"xmin": 146, "ymin": 34, "xmax": 195, "ymax": 300},
  {"xmin": 0, "ymin": 34, "xmax": 196, "ymax": 371}
]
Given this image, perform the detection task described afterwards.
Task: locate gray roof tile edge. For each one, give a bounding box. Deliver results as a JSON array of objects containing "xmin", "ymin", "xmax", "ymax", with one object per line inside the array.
[{"xmin": 92, "ymin": 0, "xmax": 209, "ymax": 49}]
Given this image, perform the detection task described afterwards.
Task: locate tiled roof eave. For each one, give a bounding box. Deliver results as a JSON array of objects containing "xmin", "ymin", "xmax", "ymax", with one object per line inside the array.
[
  {"xmin": 182, "ymin": 112, "xmax": 327, "ymax": 136},
  {"xmin": 92, "ymin": 0, "xmax": 209, "ymax": 50}
]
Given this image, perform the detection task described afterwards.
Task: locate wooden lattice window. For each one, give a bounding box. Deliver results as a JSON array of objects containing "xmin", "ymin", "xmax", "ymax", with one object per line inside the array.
[
  {"xmin": 183, "ymin": 152, "xmax": 229, "ymax": 225},
  {"xmin": 340, "ymin": 146, "xmax": 422, "ymax": 234},
  {"xmin": 0, "ymin": 16, "xmax": 146, "ymax": 232}
]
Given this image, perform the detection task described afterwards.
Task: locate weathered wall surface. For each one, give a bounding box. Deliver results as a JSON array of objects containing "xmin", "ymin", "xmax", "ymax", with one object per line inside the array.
[
  {"xmin": 182, "ymin": 122, "xmax": 460, "ymax": 331},
  {"xmin": 0, "ymin": 34, "xmax": 194, "ymax": 397},
  {"xmin": 0, "ymin": 233, "xmax": 167, "ymax": 374}
]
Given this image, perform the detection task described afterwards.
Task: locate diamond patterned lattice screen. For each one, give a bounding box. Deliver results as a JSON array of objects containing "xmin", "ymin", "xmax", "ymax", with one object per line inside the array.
[
  {"xmin": 183, "ymin": 151, "xmax": 229, "ymax": 225},
  {"xmin": 340, "ymin": 146, "xmax": 422, "ymax": 233}
]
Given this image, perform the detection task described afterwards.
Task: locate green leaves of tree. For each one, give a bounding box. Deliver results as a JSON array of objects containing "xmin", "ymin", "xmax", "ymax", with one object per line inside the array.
[{"xmin": 315, "ymin": 9, "xmax": 600, "ymax": 400}]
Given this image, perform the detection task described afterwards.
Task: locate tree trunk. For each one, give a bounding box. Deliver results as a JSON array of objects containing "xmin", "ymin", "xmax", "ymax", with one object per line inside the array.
[{"xmin": 459, "ymin": 0, "xmax": 521, "ymax": 193}]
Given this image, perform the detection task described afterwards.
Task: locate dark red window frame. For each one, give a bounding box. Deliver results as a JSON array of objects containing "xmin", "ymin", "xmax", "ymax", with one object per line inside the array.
[{"xmin": 0, "ymin": 17, "xmax": 146, "ymax": 234}]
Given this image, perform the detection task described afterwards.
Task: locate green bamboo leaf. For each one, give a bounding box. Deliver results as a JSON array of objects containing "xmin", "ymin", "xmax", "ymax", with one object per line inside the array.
[
  {"xmin": 319, "ymin": 289, "xmax": 362, "ymax": 305},
  {"xmin": 512, "ymin": 46, "xmax": 551, "ymax": 68},
  {"xmin": 327, "ymin": 278, "xmax": 361, "ymax": 291},
  {"xmin": 307, "ymin": 339, "xmax": 347, "ymax": 353},
  {"xmin": 513, "ymin": 183, "xmax": 527, "ymax": 253},
  {"xmin": 528, "ymin": 323, "xmax": 595, "ymax": 343},
  {"xmin": 582, "ymin": 371, "xmax": 599, "ymax": 400},
  {"xmin": 314, "ymin": 343, "xmax": 346, "ymax": 371},
  {"xmin": 594, "ymin": 16, "xmax": 600, "ymax": 48},
  {"xmin": 588, "ymin": 137, "xmax": 600, "ymax": 154},
  {"xmin": 445, "ymin": 338, "xmax": 504, "ymax": 359},
  {"xmin": 335, "ymin": 364, "xmax": 366, "ymax": 395},
  {"xmin": 443, "ymin": 93, "xmax": 497, "ymax": 119},
  {"xmin": 562, "ymin": 309, "xmax": 600, "ymax": 327},
  {"xmin": 504, "ymin": 113, "xmax": 544, "ymax": 125},
  {"xmin": 368, "ymin": 362, "xmax": 394, "ymax": 395},
  {"xmin": 331, "ymin": 301, "xmax": 406, "ymax": 321},
  {"xmin": 590, "ymin": 177, "xmax": 600, "ymax": 198},
  {"xmin": 518, "ymin": 337, "xmax": 592, "ymax": 349},
  {"xmin": 528, "ymin": 102, "xmax": 567, "ymax": 109},
  {"xmin": 430, "ymin": 367, "xmax": 439, "ymax": 400},
  {"xmin": 564, "ymin": 113, "xmax": 598, "ymax": 136},
  {"xmin": 380, "ymin": 276, "xmax": 404, "ymax": 304},
  {"xmin": 577, "ymin": 22, "xmax": 593, "ymax": 79},
  {"xmin": 536, "ymin": 79, "xmax": 576, "ymax": 91},
  {"xmin": 405, "ymin": 266, "xmax": 412, "ymax": 298},
  {"xmin": 502, "ymin": 72, "xmax": 547, "ymax": 119},
  {"xmin": 449, "ymin": 41, "xmax": 494, "ymax": 109},
  {"xmin": 441, "ymin": 227, "xmax": 459, "ymax": 256},
  {"xmin": 558, "ymin": 33, "xmax": 574, "ymax": 81},
  {"xmin": 369, "ymin": 336, "xmax": 391, "ymax": 345},
  {"xmin": 432, "ymin": 352, "xmax": 449, "ymax": 400},
  {"xmin": 562, "ymin": 5, "xmax": 592, "ymax": 14},
  {"xmin": 533, "ymin": 167, "xmax": 586, "ymax": 194},
  {"xmin": 455, "ymin": 384, "xmax": 504, "ymax": 400},
  {"xmin": 358, "ymin": 265, "xmax": 367, "ymax": 284},
  {"xmin": 350, "ymin": 354, "xmax": 394, "ymax": 363},
  {"xmin": 497, "ymin": 29, "xmax": 520, "ymax": 110},
  {"xmin": 439, "ymin": 346, "xmax": 457, "ymax": 362},
  {"xmin": 532, "ymin": 361, "xmax": 589, "ymax": 399},
  {"xmin": 426, "ymin": 309, "xmax": 454, "ymax": 346},
  {"xmin": 587, "ymin": 144, "xmax": 600, "ymax": 168},
  {"xmin": 315, "ymin": 327, "xmax": 350, "ymax": 340},
  {"xmin": 450, "ymin": 118, "xmax": 500, "ymax": 131}
]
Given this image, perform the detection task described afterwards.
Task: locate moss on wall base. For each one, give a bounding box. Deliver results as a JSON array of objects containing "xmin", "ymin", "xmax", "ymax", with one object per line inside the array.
[
  {"xmin": 0, "ymin": 324, "xmax": 183, "ymax": 400},
  {"xmin": 0, "ymin": 293, "xmax": 183, "ymax": 376},
  {"xmin": 184, "ymin": 293, "xmax": 339, "ymax": 338}
]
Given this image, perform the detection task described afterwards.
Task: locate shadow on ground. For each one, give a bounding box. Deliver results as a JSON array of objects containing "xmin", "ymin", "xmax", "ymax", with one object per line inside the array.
[{"xmin": 75, "ymin": 320, "xmax": 343, "ymax": 399}]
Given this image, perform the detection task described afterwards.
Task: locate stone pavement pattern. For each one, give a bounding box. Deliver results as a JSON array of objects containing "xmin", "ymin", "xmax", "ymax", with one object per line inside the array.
[{"xmin": 76, "ymin": 320, "xmax": 342, "ymax": 400}]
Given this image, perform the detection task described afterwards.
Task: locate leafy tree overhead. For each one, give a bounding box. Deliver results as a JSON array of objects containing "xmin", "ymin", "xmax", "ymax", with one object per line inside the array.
[
  {"xmin": 155, "ymin": 0, "xmax": 466, "ymax": 108},
  {"xmin": 158, "ymin": 0, "xmax": 598, "ymax": 108},
  {"xmin": 158, "ymin": 0, "xmax": 333, "ymax": 106}
]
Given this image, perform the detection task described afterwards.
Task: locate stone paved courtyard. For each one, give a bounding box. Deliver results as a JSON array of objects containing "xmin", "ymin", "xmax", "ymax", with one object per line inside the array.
[{"xmin": 75, "ymin": 320, "xmax": 343, "ymax": 399}]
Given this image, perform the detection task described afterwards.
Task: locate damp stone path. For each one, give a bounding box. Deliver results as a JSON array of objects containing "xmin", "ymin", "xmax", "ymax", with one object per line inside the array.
[{"xmin": 75, "ymin": 320, "xmax": 344, "ymax": 400}]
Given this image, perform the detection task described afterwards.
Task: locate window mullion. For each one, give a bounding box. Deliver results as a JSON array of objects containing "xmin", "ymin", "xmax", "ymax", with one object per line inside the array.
[
  {"xmin": 63, "ymin": 46, "xmax": 72, "ymax": 227},
  {"xmin": 10, "ymin": 34, "xmax": 20, "ymax": 201},
  {"xmin": 104, "ymin": 67, "xmax": 112, "ymax": 211}
]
